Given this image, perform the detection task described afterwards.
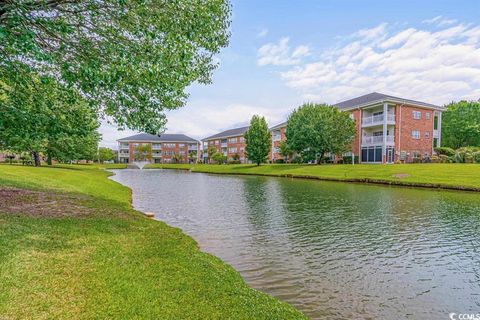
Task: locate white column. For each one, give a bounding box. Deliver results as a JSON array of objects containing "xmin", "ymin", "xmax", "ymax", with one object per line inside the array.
[
  {"xmin": 383, "ymin": 102, "xmax": 388, "ymax": 163},
  {"xmin": 437, "ymin": 111, "xmax": 442, "ymax": 147}
]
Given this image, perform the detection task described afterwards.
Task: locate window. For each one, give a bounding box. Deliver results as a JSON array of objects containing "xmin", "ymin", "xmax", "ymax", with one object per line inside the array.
[
  {"xmin": 425, "ymin": 131, "xmax": 430, "ymax": 139},
  {"xmin": 179, "ymin": 151, "xmax": 185, "ymax": 156},
  {"xmin": 215, "ymin": 140, "xmax": 219, "ymax": 145},
  {"xmin": 164, "ymin": 143, "xmax": 176, "ymax": 148},
  {"xmin": 228, "ymin": 137, "xmax": 237, "ymax": 143},
  {"xmin": 412, "ymin": 130, "xmax": 420, "ymax": 139},
  {"xmin": 229, "ymin": 147, "xmax": 237, "ymax": 153},
  {"xmin": 413, "ymin": 111, "xmax": 421, "ymax": 119},
  {"xmin": 240, "ymin": 137, "xmax": 245, "ymax": 143},
  {"xmin": 179, "ymin": 144, "xmax": 185, "ymax": 148},
  {"xmin": 426, "ymin": 112, "xmax": 431, "ymax": 120},
  {"xmin": 413, "ymin": 151, "xmax": 421, "ymax": 159}
]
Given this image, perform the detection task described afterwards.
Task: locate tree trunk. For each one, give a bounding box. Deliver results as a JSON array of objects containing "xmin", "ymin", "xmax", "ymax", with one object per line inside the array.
[
  {"xmin": 32, "ymin": 151, "xmax": 41, "ymax": 167},
  {"xmin": 318, "ymin": 152, "xmax": 325, "ymax": 164},
  {"xmin": 47, "ymin": 151, "xmax": 52, "ymax": 165}
]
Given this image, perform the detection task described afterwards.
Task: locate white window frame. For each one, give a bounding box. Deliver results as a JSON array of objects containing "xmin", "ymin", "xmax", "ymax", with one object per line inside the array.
[
  {"xmin": 413, "ymin": 111, "xmax": 421, "ymax": 120},
  {"xmin": 412, "ymin": 130, "xmax": 420, "ymax": 139}
]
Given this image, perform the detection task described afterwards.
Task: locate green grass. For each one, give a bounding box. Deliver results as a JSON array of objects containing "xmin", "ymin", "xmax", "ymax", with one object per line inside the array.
[
  {"xmin": 0, "ymin": 165, "xmax": 305, "ymax": 319},
  {"xmin": 145, "ymin": 163, "xmax": 480, "ymax": 191}
]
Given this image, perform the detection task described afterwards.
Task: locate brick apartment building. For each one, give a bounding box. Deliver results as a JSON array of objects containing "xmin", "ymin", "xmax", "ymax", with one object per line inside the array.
[
  {"xmin": 334, "ymin": 92, "xmax": 443, "ymax": 163},
  {"xmin": 270, "ymin": 121, "xmax": 287, "ymax": 162},
  {"xmin": 268, "ymin": 92, "xmax": 443, "ymax": 164},
  {"xmin": 117, "ymin": 133, "xmax": 200, "ymax": 164},
  {"xmin": 202, "ymin": 126, "xmax": 249, "ymax": 163}
]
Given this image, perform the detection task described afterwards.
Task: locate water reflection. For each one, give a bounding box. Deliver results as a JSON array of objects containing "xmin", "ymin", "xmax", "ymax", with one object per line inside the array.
[{"xmin": 110, "ymin": 169, "xmax": 480, "ymax": 319}]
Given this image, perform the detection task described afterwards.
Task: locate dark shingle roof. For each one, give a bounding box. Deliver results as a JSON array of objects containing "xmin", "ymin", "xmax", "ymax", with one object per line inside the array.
[
  {"xmin": 270, "ymin": 121, "xmax": 287, "ymax": 130},
  {"xmin": 334, "ymin": 92, "xmax": 441, "ymax": 110},
  {"xmin": 203, "ymin": 126, "xmax": 249, "ymax": 141},
  {"xmin": 118, "ymin": 133, "xmax": 198, "ymax": 143}
]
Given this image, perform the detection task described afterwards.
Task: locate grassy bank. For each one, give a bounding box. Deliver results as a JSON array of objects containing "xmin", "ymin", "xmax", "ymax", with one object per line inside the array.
[
  {"xmin": 145, "ymin": 163, "xmax": 480, "ymax": 191},
  {"xmin": 0, "ymin": 165, "xmax": 305, "ymax": 319}
]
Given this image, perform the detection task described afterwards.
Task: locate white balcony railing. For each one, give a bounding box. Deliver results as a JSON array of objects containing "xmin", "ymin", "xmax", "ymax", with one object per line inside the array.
[
  {"xmin": 362, "ymin": 114, "xmax": 395, "ymax": 126},
  {"xmin": 221, "ymin": 143, "xmax": 227, "ymax": 148},
  {"xmin": 362, "ymin": 135, "xmax": 395, "ymax": 145}
]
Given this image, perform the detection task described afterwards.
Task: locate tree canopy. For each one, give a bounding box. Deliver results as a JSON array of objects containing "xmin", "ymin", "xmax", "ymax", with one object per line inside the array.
[
  {"xmin": 1, "ymin": 0, "xmax": 231, "ymax": 133},
  {"xmin": 244, "ymin": 115, "xmax": 271, "ymax": 165},
  {"xmin": 98, "ymin": 147, "xmax": 116, "ymax": 162},
  {"xmin": 285, "ymin": 103, "xmax": 356, "ymax": 163},
  {"xmin": 442, "ymin": 101, "xmax": 480, "ymax": 149},
  {"xmin": 0, "ymin": 73, "xmax": 100, "ymax": 166}
]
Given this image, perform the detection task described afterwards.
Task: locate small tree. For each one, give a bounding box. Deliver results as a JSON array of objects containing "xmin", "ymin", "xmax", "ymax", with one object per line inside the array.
[
  {"xmin": 212, "ymin": 152, "xmax": 227, "ymax": 164},
  {"xmin": 98, "ymin": 147, "xmax": 116, "ymax": 163},
  {"xmin": 244, "ymin": 115, "xmax": 271, "ymax": 165},
  {"xmin": 134, "ymin": 144, "xmax": 151, "ymax": 161},
  {"xmin": 278, "ymin": 141, "xmax": 294, "ymax": 163},
  {"xmin": 286, "ymin": 103, "xmax": 356, "ymax": 163},
  {"xmin": 207, "ymin": 145, "xmax": 218, "ymax": 163}
]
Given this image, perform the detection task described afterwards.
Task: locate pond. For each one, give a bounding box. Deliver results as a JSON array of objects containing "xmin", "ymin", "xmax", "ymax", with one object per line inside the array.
[{"xmin": 110, "ymin": 169, "xmax": 480, "ymax": 319}]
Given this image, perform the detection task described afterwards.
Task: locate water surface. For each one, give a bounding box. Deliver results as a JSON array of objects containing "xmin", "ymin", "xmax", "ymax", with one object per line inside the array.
[{"xmin": 110, "ymin": 169, "xmax": 480, "ymax": 319}]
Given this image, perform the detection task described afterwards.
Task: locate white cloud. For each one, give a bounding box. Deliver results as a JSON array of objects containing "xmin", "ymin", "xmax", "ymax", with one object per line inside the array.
[
  {"xmin": 423, "ymin": 15, "xmax": 458, "ymax": 27},
  {"xmin": 257, "ymin": 37, "xmax": 310, "ymax": 66},
  {"xmin": 257, "ymin": 28, "xmax": 268, "ymax": 38},
  {"xmin": 279, "ymin": 21, "xmax": 480, "ymax": 105}
]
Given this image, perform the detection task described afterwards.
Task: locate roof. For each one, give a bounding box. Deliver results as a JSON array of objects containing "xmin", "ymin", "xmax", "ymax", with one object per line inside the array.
[
  {"xmin": 117, "ymin": 133, "xmax": 198, "ymax": 143},
  {"xmin": 203, "ymin": 126, "xmax": 249, "ymax": 141},
  {"xmin": 334, "ymin": 92, "xmax": 442, "ymax": 111},
  {"xmin": 270, "ymin": 121, "xmax": 287, "ymax": 130}
]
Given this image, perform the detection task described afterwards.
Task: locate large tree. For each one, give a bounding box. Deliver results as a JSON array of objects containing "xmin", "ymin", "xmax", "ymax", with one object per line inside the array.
[
  {"xmin": 98, "ymin": 147, "xmax": 116, "ymax": 163},
  {"xmin": 0, "ymin": 74, "xmax": 100, "ymax": 166},
  {"xmin": 0, "ymin": 0, "xmax": 231, "ymax": 133},
  {"xmin": 286, "ymin": 103, "xmax": 356, "ymax": 163},
  {"xmin": 244, "ymin": 115, "xmax": 271, "ymax": 165},
  {"xmin": 442, "ymin": 101, "xmax": 480, "ymax": 149}
]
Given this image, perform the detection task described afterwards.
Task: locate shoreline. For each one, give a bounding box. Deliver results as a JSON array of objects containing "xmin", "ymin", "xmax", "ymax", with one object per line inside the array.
[{"xmin": 144, "ymin": 164, "xmax": 480, "ymax": 192}]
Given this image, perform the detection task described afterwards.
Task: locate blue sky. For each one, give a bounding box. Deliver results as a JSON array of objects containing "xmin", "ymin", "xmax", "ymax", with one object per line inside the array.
[{"xmin": 101, "ymin": 0, "xmax": 480, "ymax": 148}]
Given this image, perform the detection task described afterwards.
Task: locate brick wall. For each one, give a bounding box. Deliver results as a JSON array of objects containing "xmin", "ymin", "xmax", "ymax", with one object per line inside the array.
[{"xmin": 395, "ymin": 104, "xmax": 434, "ymax": 162}]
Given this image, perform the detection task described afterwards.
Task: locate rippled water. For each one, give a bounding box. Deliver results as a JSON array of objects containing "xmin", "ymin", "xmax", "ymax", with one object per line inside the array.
[{"xmin": 110, "ymin": 169, "xmax": 480, "ymax": 319}]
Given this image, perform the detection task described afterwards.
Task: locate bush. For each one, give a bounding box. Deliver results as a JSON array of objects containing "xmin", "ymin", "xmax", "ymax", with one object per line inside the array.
[
  {"xmin": 343, "ymin": 156, "xmax": 359, "ymax": 164},
  {"xmin": 434, "ymin": 147, "xmax": 455, "ymax": 157},
  {"xmin": 291, "ymin": 155, "xmax": 304, "ymax": 163},
  {"xmin": 274, "ymin": 159, "xmax": 285, "ymax": 164},
  {"xmin": 412, "ymin": 157, "xmax": 422, "ymax": 163},
  {"xmin": 473, "ymin": 151, "xmax": 480, "ymax": 163},
  {"xmin": 227, "ymin": 160, "xmax": 241, "ymax": 164}
]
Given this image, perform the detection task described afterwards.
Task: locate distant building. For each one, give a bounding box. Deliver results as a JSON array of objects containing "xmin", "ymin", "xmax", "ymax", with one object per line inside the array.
[
  {"xmin": 202, "ymin": 126, "xmax": 249, "ymax": 163},
  {"xmin": 117, "ymin": 133, "xmax": 200, "ymax": 164},
  {"xmin": 269, "ymin": 121, "xmax": 287, "ymax": 162}
]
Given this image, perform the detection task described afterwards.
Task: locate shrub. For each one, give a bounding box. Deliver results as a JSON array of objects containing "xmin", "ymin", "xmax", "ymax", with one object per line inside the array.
[
  {"xmin": 291, "ymin": 155, "xmax": 304, "ymax": 163},
  {"xmin": 473, "ymin": 151, "xmax": 480, "ymax": 163},
  {"xmin": 430, "ymin": 155, "xmax": 440, "ymax": 163},
  {"xmin": 274, "ymin": 159, "xmax": 285, "ymax": 164},
  {"xmin": 227, "ymin": 160, "xmax": 241, "ymax": 165},
  {"xmin": 343, "ymin": 156, "xmax": 359, "ymax": 164},
  {"xmin": 412, "ymin": 157, "xmax": 422, "ymax": 163},
  {"xmin": 434, "ymin": 147, "xmax": 455, "ymax": 157}
]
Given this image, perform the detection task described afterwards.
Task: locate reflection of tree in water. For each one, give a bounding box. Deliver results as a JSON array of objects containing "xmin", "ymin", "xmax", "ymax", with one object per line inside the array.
[{"xmin": 241, "ymin": 176, "xmax": 272, "ymax": 231}]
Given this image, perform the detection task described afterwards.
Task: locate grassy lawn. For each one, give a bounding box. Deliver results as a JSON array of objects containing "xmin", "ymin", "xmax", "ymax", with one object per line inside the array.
[
  {"xmin": 145, "ymin": 163, "xmax": 480, "ymax": 191},
  {"xmin": 0, "ymin": 164, "xmax": 305, "ymax": 319}
]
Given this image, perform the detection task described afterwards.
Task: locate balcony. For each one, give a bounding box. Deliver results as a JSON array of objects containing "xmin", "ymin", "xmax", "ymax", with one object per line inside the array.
[
  {"xmin": 152, "ymin": 145, "xmax": 162, "ymax": 150},
  {"xmin": 362, "ymin": 114, "xmax": 395, "ymax": 127},
  {"xmin": 433, "ymin": 130, "xmax": 439, "ymax": 138},
  {"xmin": 362, "ymin": 135, "xmax": 394, "ymax": 145},
  {"xmin": 221, "ymin": 143, "xmax": 227, "ymax": 148}
]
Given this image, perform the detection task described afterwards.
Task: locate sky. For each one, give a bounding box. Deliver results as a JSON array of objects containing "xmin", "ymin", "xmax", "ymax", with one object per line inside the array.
[{"xmin": 100, "ymin": 0, "xmax": 480, "ymax": 148}]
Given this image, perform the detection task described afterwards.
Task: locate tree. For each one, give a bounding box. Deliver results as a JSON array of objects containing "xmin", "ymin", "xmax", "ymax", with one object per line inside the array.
[
  {"xmin": 286, "ymin": 103, "xmax": 356, "ymax": 163},
  {"xmin": 134, "ymin": 144, "xmax": 151, "ymax": 161},
  {"xmin": 0, "ymin": 74, "xmax": 100, "ymax": 166},
  {"xmin": 188, "ymin": 150, "xmax": 198, "ymax": 163},
  {"xmin": 211, "ymin": 152, "xmax": 227, "ymax": 164},
  {"xmin": 244, "ymin": 116, "xmax": 271, "ymax": 165},
  {"xmin": 98, "ymin": 147, "xmax": 116, "ymax": 163},
  {"xmin": 278, "ymin": 141, "xmax": 294, "ymax": 163},
  {"xmin": 207, "ymin": 145, "xmax": 218, "ymax": 163},
  {"xmin": 442, "ymin": 101, "xmax": 480, "ymax": 148},
  {"xmin": 1, "ymin": 0, "xmax": 231, "ymax": 133}
]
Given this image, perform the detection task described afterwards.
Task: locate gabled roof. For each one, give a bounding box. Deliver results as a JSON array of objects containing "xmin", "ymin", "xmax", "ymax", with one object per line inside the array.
[
  {"xmin": 203, "ymin": 126, "xmax": 249, "ymax": 141},
  {"xmin": 334, "ymin": 92, "xmax": 442, "ymax": 111},
  {"xmin": 270, "ymin": 121, "xmax": 287, "ymax": 130},
  {"xmin": 118, "ymin": 133, "xmax": 198, "ymax": 143}
]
